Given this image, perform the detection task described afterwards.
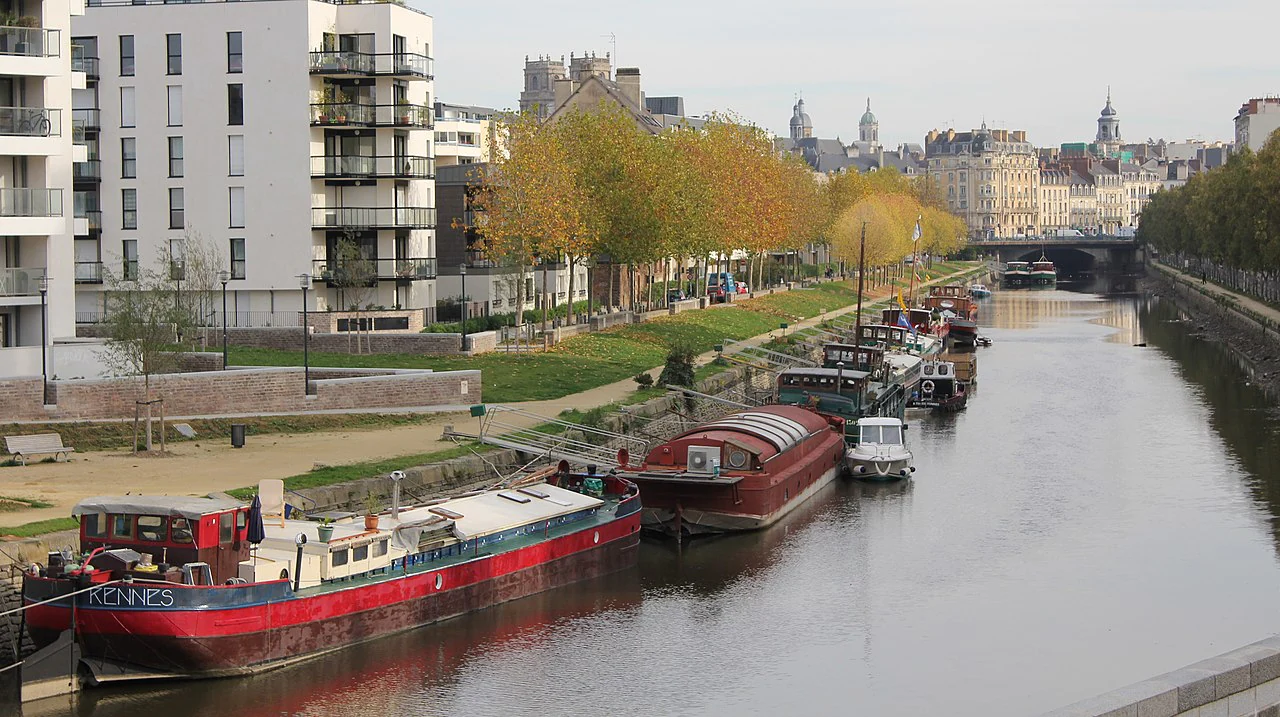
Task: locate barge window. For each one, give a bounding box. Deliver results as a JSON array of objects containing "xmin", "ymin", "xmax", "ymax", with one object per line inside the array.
[
  {"xmin": 237, "ymin": 510, "xmax": 247, "ymax": 533},
  {"xmin": 137, "ymin": 516, "xmax": 167, "ymax": 542},
  {"xmin": 219, "ymin": 513, "xmax": 233, "ymax": 544},
  {"xmin": 84, "ymin": 513, "xmax": 107, "ymax": 538},
  {"xmin": 170, "ymin": 517, "xmax": 193, "ymax": 544},
  {"xmin": 373, "ymin": 539, "xmax": 387, "ymax": 558},
  {"xmin": 331, "ymin": 549, "xmax": 349, "ymax": 567},
  {"xmin": 352, "ymin": 545, "xmax": 369, "ymax": 562},
  {"xmin": 112, "ymin": 515, "xmax": 132, "ymax": 539}
]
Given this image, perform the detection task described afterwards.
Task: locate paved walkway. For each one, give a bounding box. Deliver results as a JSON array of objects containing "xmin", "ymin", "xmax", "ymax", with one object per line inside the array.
[
  {"xmin": 0, "ymin": 264, "xmax": 986, "ymax": 531},
  {"xmin": 1153, "ymin": 261, "xmax": 1280, "ymax": 326}
]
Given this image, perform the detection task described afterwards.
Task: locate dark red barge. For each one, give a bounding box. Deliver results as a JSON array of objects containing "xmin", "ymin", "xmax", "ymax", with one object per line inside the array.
[
  {"xmin": 614, "ymin": 404, "xmax": 846, "ymax": 537},
  {"xmin": 22, "ymin": 471, "xmax": 639, "ymax": 681}
]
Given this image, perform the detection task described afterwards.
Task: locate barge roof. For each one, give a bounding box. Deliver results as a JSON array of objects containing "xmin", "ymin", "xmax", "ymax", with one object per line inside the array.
[{"xmin": 73, "ymin": 496, "xmax": 244, "ymax": 520}]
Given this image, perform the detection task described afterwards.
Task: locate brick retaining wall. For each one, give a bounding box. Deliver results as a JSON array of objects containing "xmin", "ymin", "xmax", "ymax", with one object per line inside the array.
[{"xmin": 221, "ymin": 328, "xmax": 463, "ymax": 355}]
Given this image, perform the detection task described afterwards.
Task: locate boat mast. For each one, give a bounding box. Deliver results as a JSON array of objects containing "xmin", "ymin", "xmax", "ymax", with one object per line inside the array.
[
  {"xmin": 854, "ymin": 222, "xmax": 866, "ymax": 343},
  {"xmin": 907, "ymin": 234, "xmax": 918, "ymax": 308}
]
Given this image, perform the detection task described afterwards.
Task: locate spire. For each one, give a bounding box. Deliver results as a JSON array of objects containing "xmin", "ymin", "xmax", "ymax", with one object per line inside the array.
[{"xmin": 866, "ymin": 97, "xmax": 871, "ymax": 112}]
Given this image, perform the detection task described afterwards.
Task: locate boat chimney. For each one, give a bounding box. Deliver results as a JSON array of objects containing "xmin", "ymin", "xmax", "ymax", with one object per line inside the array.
[
  {"xmin": 390, "ymin": 471, "xmax": 405, "ymax": 518},
  {"xmin": 587, "ymin": 464, "xmax": 597, "ymax": 475},
  {"xmin": 836, "ymin": 361, "xmax": 845, "ymax": 395}
]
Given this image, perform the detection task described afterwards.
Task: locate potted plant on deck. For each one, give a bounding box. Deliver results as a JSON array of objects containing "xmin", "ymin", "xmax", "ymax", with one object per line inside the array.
[
  {"xmin": 363, "ymin": 492, "xmax": 379, "ymax": 531},
  {"xmin": 316, "ymin": 516, "xmax": 334, "ymax": 543},
  {"xmin": 396, "ymin": 99, "xmax": 412, "ymax": 126}
]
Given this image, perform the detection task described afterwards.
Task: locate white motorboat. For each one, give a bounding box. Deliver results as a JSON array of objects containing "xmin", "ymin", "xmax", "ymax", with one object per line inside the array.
[
  {"xmin": 846, "ymin": 417, "xmax": 915, "ymax": 481},
  {"xmin": 969, "ymin": 283, "xmax": 992, "ymax": 298}
]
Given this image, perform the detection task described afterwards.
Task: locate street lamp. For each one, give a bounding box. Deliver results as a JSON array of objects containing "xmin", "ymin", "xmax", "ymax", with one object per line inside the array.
[
  {"xmin": 38, "ymin": 275, "xmax": 49, "ymax": 405},
  {"xmin": 459, "ymin": 262, "xmax": 468, "ymax": 349},
  {"xmin": 297, "ymin": 273, "xmax": 311, "ymax": 395},
  {"xmin": 218, "ymin": 269, "xmax": 230, "ymax": 370}
]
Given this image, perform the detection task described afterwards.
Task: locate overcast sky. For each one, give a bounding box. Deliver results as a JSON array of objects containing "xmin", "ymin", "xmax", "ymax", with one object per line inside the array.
[{"xmin": 419, "ymin": 0, "xmax": 1279, "ymax": 149}]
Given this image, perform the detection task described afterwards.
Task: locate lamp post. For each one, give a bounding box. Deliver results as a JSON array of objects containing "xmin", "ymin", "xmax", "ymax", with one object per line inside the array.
[
  {"xmin": 38, "ymin": 275, "xmax": 48, "ymax": 405},
  {"xmin": 459, "ymin": 262, "xmax": 467, "ymax": 349},
  {"xmin": 218, "ymin": 269, "xmax": 230, "ymax": 370},
  {"xmin": 297, "ymin": 273, "xmax": 311, "ymax": 395}
]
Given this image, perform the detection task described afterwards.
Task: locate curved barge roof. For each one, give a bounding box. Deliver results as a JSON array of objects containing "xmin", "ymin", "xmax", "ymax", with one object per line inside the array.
[{"xmin": 673, "ymin": 405, "xmax": 827, "ymax": 453}]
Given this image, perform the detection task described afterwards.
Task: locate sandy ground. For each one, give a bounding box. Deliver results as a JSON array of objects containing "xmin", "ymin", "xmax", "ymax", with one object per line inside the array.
[{"xmin": 0, "ymin": 268, "xmax": 979, "ymax": 530}]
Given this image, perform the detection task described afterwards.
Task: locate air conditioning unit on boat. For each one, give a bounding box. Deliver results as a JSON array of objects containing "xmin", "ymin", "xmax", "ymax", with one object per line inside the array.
[{"xmin": 686, "ymin": 446, "xmax": 720, "ymax": 475}]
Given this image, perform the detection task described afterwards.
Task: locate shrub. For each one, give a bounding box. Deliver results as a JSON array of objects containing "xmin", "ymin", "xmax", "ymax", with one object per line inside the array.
[
  {"xmin": 657, "ymin": 341, "xmax": 696, "ymax": 388},
  {"xmin": 633, "ymin": 372, "xmax": 654, "ymax": 388}
]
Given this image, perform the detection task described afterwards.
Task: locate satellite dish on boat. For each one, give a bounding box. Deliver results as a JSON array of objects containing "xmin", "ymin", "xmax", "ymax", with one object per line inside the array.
[{"xmin": 617, "ymin": 448, "xmax": 630, "ymax": 469}]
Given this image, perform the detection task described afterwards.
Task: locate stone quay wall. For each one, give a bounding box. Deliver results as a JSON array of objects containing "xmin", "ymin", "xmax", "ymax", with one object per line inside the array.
[{"xmin": 217, "ymin": 327, "xmax": 464, "ymax": 355}]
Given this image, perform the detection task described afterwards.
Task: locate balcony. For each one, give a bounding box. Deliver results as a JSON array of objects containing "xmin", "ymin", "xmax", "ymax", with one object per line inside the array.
[
  {"xmin": 73, "ymin": 159, "xmax": 101, "ymax": 182},
  {"xmin": 0, "ymin": 188, "xmax": 61, "ymax": 217},
  {"xmin": 309, "ymin": 51, "xmax": 433, "ymax": 80},
  {"xmin": 75, "ymin": 261, "xmax": 103, "ymax": 284},
  {"xmin": 309, "ymin": 102, "xmax": 374, "ymax": 127},
  {"xmin": 310, "ymin": 155, "xmax": 435, "ymax": 179},
  {"xmin": 312, "ymin": 206, "xmax": 436, "ymax": 229},
  {"xmin": 373, "ymin": 53, "xmax": 432, "ymax": 80},
  {"xmin": 371, "ymin": 103, "xmax": 432, "ymax": 128},
  {"xmin": 312, "ymin": 257, "xmax": 437, "ymax": 283},
  {"xmin": 0, "ymin": 26, "xmax": 60, "ymax": 58},
  {"xmin": 0, "ymin": 266, "xmax": 46, "ymax": 297},
  {"xmin": 308, "ymin": 50, "xmax": 374, "ymax": 77},
  {"xmin": 72, "ymin": 108, "xmax": 100, "ymax": 141},
  {"xmin": 71, "ymin": 54, "xmax": 99, "ymax": 79},
  {"xmin": 0, "ymin": 107, "xmax": 58, "ymax": 137}
]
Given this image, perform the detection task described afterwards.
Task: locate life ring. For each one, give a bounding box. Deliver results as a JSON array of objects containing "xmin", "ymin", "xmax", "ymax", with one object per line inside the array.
[{"xmin": 921, "ymin": 380, "xmax": 935, "ymax": 395}]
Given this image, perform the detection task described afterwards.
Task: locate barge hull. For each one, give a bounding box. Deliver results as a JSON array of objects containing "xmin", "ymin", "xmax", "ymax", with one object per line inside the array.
[{"xmin": 641, "ymin": 464, "xmax": 842, "ymax": 536}]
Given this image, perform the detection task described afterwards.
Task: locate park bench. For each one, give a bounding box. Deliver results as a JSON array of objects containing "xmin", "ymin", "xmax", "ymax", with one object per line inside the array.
[{"xmin": 4, "ymin": 433, "xmax": 76, "ymax": 466}]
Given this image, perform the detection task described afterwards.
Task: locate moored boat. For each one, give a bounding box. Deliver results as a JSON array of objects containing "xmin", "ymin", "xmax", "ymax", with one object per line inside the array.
[
  {"xmin": 616, "ymin": 405, "xmax": 847, "ymax": 538},
  {"xmin": 1030, "ymin": 256, "xmax": 1057, "ymax": 287},
  {"xmin": 909, "ymin": 360, "xmax": 969, "ymax": 412},
  {"xmin": 22, "ymin": 472, "xmax": 640, "ymax": 681},
  {"xmin": 969, "ymin": 283, "xmax": 992, "ymax": 298},
  {"xmin": 846, "ymin": 417, "xmax": 915, "ymax": 482},
  {"xmin": 1003, "ymin": 261, "xmax": 1031, "ymax": 287}
]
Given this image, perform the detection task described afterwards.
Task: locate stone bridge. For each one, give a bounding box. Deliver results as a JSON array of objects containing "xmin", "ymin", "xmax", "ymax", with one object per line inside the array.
[{"xmin": 971, "ymin": 236, "xmax": 1145, "ymax": 274}]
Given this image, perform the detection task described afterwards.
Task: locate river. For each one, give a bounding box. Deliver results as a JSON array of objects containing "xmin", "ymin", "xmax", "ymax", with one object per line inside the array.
[{"xmin": 28, "ymin": 282, "xmax": 1280, "ymax": 717}]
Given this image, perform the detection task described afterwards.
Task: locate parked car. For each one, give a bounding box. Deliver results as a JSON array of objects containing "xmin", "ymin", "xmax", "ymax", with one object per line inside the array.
[{"xmin": 707, "ymin": 272, "xmax": 738, "ymax": 302}]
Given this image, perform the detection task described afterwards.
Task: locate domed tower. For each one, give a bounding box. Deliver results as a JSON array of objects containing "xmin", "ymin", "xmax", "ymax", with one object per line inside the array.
[
  {"xmin": 1096, "ymin": 88, "xmax": 1122, "ymax": 156},
  {"xmin": 790, "ymin": 98, "xmax": 813, "ymax": 140},
  {"xmin": 859, "ymin": 97, "xmax": 879, "ymax": 145}
]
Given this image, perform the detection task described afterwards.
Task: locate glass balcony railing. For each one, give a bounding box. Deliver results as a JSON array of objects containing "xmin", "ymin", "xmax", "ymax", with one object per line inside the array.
[
  {"xmin": 75, "ymin": 261, "xmax": 104, "ymax": 284},
  {"xmin": 309, "ymin": 102, "xmax": 374, "ymax": 126},
  {"xmin": 311, "ymin": 206, "xmax": 436, "ymax": 229},
  {"xmin": 71, "ymin": 54, "xmax": 99, "ymax": 78},
  {"xmin": 308, "ymin": 50, "xmax": 373, "ymax": 75},
  {"xmin": 0, "ymin": 188, "xmax": 62, "ymax": 217},
  {"xmin": 374, "ymin": 52, "xmax": 432, "ymax": 78},
  {"xmin": 372, "ymin": 103, "xmax": 431, "ymax": 128},
  {"xmin": 0, "ymin": 266, "xmax": 46, "ymax": 296},
  {"xmin": 72, "ymin": 109, "xmax": 100, "ymax": 140},
  {"xmin": 0, "ymin": 26, "xmax": 61, "ymax": 57},
  {"xmin": 310, "ymin": 154, "xmax": 435, "ymax": 178},
  {"xmin": 0, "ymin": 106, "xmax": 58, "ymax": 136},
  {"xmin": 309, "ymin": 51, "xmax": 434, "ymax": 80},
  {"xmin": 73, "ymin": 159, "xmax": 101, "ymax": 181},
  {"xmin": 312, "ymin": 257, "xmax": 437, "ymax": 282}
]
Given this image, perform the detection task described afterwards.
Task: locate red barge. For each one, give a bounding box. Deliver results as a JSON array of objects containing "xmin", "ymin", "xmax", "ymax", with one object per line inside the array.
[
  {"xmin": 613, "ymin": 404, "xmax": 846, "ymax": 538},
  {"xmin": 22, "ymin": 470, "xmax": 639, "ymax": 681}
]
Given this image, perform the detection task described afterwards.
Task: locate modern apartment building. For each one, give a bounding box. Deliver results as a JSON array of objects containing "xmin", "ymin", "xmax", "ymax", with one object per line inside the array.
[
  {"xmin": 925, "ymin": 124, "xmax": 1039, "ymax": 238},
  {"xmin": 74, "ymin": 0, "xmax": 436, "ymax": 320},
  {"xmin": 433, "ymin": 100, "xmax": 493, "ymax": 168},
  {"xmin": 1235, "ymin": 97, "xmax": 1280, "ymax": 153},
  {"xmin": 0, "ymin": 0, "xmax": 83, "ymax": 377}
]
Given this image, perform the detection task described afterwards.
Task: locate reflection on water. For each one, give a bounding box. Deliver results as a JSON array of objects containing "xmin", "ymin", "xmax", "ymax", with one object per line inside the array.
[{"xmin": 26, "ymin": 284, "xmax": 1280, "ymax": 717}]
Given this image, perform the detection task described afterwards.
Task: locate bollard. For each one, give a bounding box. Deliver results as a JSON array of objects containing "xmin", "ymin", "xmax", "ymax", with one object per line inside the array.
[{"xmin": 230, "ymin": 423, "xmax": 246, "ymax": 448}]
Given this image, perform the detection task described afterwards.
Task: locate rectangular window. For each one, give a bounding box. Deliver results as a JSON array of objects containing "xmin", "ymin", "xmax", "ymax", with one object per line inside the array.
[
  {"xmin": 227, "ymin": 31, "xmax": 242, "ymax": 73},
  {"xmin": 331, "ymin": 549, "xmax": 349, "ymax": 567},
  {"xmin": 122, "ymin": 239, "xmax": 138, "ymax": 279},
  {"xmin": 119, "ymin": 35, "xmax": 134, "ymax": 76},
  {"xmin": 167, "ymin": 85, "xmax": 182, "ymax": 126},
  {"xmin": 166, "ymin": 33, "xmax": 181, "ymax": 75},
  {"xmin": 120, "ymin": 87, "xmax": 135, "ymax": 127},
  {"xmin": 352, "ymin": 544, "xmax": 369, "ymax": 562},
  {"xmin": 219, "ymin": 513, "xmax": 233, "ymax": 544},
  {"xmin": 228, "ymin": 135, "xmax": 244, "ymax": 176},
  {"xmin": 121, "ymin": 189, "xmax": 137, "ymax": 230},
  {"xmin": 168, "ymin": 137, "xmax": 183, "ymax": 177},
  {"xmin": 112, "ymin": 515, "xmax": 132, "ymax": 539},
  {"xmin": 229, "ymin": 187, "xmax": 244, "ymax": 228},
  {"xmin": 169, "ymin": 238, "xmax": 185, "ymax": 281},
  {"xmin": 230, "ymin": 237, "xmax": 245, "ymax": 279},
  {"xmin": 227, "ymin": 83, "xmax": 243, "ymax": 125},
  {"xmin": 169, "ymin": 187, "xmax": 184, "ymax": 229},
  {"xmin": 373, "ymin": 539, "xmax": 388, "ymax": 557},
  {"xmin": 121, "ymin": 138, "xmax": 136, "ymax": 178},
  {"xmin": 84, "ymin": 513, "xmax": 107, "ymax": 538}
]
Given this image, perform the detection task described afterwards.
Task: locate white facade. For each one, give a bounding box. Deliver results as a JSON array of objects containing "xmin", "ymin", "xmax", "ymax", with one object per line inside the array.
[
  {"xmin": 1235, "ymin": 98, "xmax": 1280, "ymax": 153},
  {"xmin": 433, "ymin": 101, "xmax": 492, "ymax": 168},
  {"xmin": 0, "ymin": 0, "xmax": 83, "ymax": 377},
  {"xmin": 73, "ymin": 0, "xmax": 436, "ymax": 319}
]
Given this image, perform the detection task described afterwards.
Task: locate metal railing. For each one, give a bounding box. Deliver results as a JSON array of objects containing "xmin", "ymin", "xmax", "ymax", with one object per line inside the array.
[
  {"xmin": 72, "ymin": 108, "xmax": 100, "ymax": 133},
  {"xmin": 71, "ymin": 55, "xmax": 99, "ymax": 78},
  {"xmin": 309, "ymin": 102, "xmax": 374, "ymax": 126},
  {"xmin": 308, "ymin": 50, "xmax": 373, "ymax": 74},
  {"xmin": 0, "ymin": 26, "xmax": 60, "ymax": 57},
  {"xmin": 372, "ymin": 103, "xmax": 431, "ymax": 127},
  {"xmin": 309, "ymin": 50, "xmax": 433, "ymax": 79},
  {"xmin": 0, "ymin": 266, "xmax": 46, "ymax": 296},
  {"xmin": 312, "ymin": 257, "xmax": 437, "ymax": 281},
  {"xmin": 0, "ymin": 106, "xmax": 58, "ymax": 136},
  {"xmin": 311, "ymin": 206, "xmax": 436, "ymax": 229},
  {"xmin": 310, "ymin": 154, "xmax": 434, "ymax": 178},
  {"xmin": 75, "ymin": 261, "xmax": 103, "ymax": 284},
  {"xmin": 374, "ymin": 53, "xmax": 432, "ymax": 78},
  {"xmin": 73, "ymin": 159, "xmax": 101, "ymax": 181},
  {"xmin": 0, "ymin": 188, "xmax": 62, "ymax": 217}
]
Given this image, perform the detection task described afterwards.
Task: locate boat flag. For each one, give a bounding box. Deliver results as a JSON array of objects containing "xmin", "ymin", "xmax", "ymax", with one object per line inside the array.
[
  {"xmin": 897, "ymin": 290, "xmax": 909, "ymax": 312},
  {"xmin": 896, "ymin": 310, "xmax": 917, "ymax": 338},
  {"xmin": 912, "ymin": 216, "xmax": 922, "ymax": 243}
]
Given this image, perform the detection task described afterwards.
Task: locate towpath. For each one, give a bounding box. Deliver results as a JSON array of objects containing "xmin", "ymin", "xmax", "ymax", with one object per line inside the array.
[
  {"xmin": 1152, "ymin": 261, "xmax": 1280, "ymax": 326},
  {"xmin": 0, "ymin": 265, "xmax": 987, "ymax": 530}
]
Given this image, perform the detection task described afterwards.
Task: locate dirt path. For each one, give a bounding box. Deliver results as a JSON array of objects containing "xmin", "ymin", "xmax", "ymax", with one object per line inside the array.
[{"xmin": 0, "ymin": 265, "xmax": 986, "ymax": 530}]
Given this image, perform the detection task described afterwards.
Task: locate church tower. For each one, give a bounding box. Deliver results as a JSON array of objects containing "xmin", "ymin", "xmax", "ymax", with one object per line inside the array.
[
  {"xmin": 859, "ymin": 98, "xmax": 879, "ymax": 146},
  {"xmin": 790, "ymin": 98, "xmax": 813, "ymax": 140},
  {"xmin": 519, "ymin": 55, "xmax": 567, "ymax": 122},
  {"xmin": 1095, "ymin": 88, "xmax": 1122, "ymax": 157}
]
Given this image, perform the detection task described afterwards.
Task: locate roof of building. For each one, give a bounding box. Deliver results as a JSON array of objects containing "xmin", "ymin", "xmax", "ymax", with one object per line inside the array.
[
  {"xmin": 546, "ymin": 74, "xmax": 663, "ymax": 134},
  {"xmin": 791, "ymin": 99, "xmax": 814, "ymax": 130},
  {"xmin": 860, "ymin": 97, "xmax": 876, "ymax": 125}
]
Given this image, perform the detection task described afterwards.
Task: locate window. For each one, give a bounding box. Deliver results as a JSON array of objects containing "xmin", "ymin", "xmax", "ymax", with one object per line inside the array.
[
  {"xmin": 230, "ymin": 237, "xmax": 245, "ymax": 279},
  {"xmin": 228, "ymin": 135, "xmax": 244, "ymax": 175},
  {"xmin": 167, "ymin": 85, "xmax": 182, "ymax": 126},
  {"xmin": 121, "ymin": 138, "xmax": 136, "ymax": 178},
  {"xmin": 227, "ymin": 84, "xmax": 243, "ymax": 125},
  {"xmin": 227, "ymin": 31, "xmax": 242, "ymax": 73},
  {"xmin": 229, "ymin": 187, "xmax": 244, "ymax": 228},
  {"xmin": 170, "ymin": 517, "xmax": 193, "ymax": 544},
  {"xmin": 120, "ymin": 87, "xmax": 135, "ymax": 127},
  {"xmin": 119, "ymin": 35, "xmax": 134, "ymax": 76},
  {"xmin": 84, "ymin": 513, "xmax": 107, "ymax": 538},
  {"xmin": 166, "ymin": 33, "xmax": 181, "ymax": 75},
  {"xmin": 112, "ymin": 515, "xmax": 132, "ymax": 539},
  {"xmin": 137, "ymin": 516, "xmax": 167, "ymax": 542},
  {"xmin": 169, "ymin": 187, "xmax": 184, "ymax": 229},
  {"xmin": 352, "ymin": 544, "xmax": 369, "ymax": 562},
  {"xmin": 169, "ymin": 238, "xmax": 185, "ymax": 280},
  {"xmin": 373, "ymin": 539, "xmax": 388, "ymax": 558},
  {"xmin": 331, "ymin": 549, "xmax": 349, "ymax": 567},
  {"xmin": 121, "ymin": 189, "xmax": 137, "ymax": 230},
  {"xmin": 219, "ymin": 513, "xmax": 233, "ymax": 544},
  {"xmin": 122, "ymin": 239, "xmax": 137, "ymax": 279},
  {"xmin": 168, "ymin": 137, "xmax": 183, "ymax": 177}
]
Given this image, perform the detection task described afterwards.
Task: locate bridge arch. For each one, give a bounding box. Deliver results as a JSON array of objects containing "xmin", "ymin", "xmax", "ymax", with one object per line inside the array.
[{"xmin": 1010, "ymin": 247, "xmax": 1098, "ymax": 275}]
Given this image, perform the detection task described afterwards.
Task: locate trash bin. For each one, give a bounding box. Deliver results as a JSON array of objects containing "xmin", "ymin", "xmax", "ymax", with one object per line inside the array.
[{"xmin": 230, "ymin": 424, "xmax": 246, "ymax": 448}]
